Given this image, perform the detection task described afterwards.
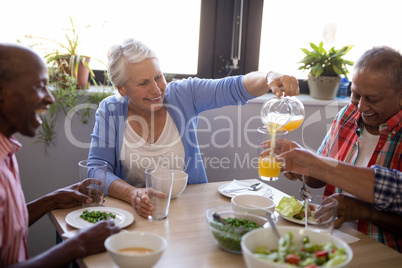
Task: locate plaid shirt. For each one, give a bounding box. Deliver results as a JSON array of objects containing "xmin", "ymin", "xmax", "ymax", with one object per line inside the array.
[
  {"xmin": 318, "ymin": 104, "xmax": 402, "ymax": 252},
  {"xmin": 0, "ymin": 133, "xmax": 29, "ymax": 266},
  {"xmin": 373, "ymin": 165, "xmax": 402, "ymax": 215}
]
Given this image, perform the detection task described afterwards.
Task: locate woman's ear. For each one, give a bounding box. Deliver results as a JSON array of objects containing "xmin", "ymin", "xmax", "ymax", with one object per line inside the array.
[{"xmin": 116, "ymin": 85, "xmax": 126, "ymax": 97}]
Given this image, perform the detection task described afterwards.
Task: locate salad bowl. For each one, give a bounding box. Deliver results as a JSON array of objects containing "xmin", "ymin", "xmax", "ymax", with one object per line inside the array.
[
  {"xmin": 206, "ymin": 205, "xmax": 273, "ymax": 254},
  {"xmin": 241, "ymin": 226, "xmax": 353, "ymax": 268}
]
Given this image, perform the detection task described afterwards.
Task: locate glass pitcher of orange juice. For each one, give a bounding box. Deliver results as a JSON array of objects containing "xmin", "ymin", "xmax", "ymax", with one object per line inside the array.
[
  {"xmin": 261, "ymin": 96, "xmax": 305, "ymax": 133},
  {"xmin": 259, "ymin": 96, "xmax": 304, "ymax": 181}
]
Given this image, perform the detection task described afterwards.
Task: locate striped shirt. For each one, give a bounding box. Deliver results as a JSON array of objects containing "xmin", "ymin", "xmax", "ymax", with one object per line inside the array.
[
  {"xmin": 0, "ymin": 133, "xmax": 29, "ymax": 266},
  {"xmin": 318, "ymin": 104, "xmax": 402, "ymax": 252}
]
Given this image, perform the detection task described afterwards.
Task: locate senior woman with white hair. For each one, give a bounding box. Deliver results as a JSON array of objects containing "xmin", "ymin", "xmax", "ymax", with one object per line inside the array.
[{"xmin": 88, "ymin": 38, "xmax": 299, "ymax": 218}]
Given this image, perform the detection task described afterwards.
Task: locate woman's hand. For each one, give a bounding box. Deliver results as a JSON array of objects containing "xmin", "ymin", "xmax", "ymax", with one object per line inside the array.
[
  {"xmin": 243, "ymin": 71, "xmax": 299, "ymax": 97},
  {"xmin": 266, "ymin": 71, "xmax": 299, "ymax": 97},
  {"xmin": 130, "ymin": 188, "xmax": 166, "ymax": 218}
]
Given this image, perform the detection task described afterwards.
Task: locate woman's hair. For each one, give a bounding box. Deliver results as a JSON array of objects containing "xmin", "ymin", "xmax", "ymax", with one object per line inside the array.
[
  {"xmin": 354, "ymin": 46, "xmax": 402, "ymax": 91},
  {"xmin": 107, "ymin": 39, "xmax": 157, "ymax": 87}
]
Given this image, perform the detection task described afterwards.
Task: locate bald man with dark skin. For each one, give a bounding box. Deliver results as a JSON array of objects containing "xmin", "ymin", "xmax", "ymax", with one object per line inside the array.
[{"xmin": 0, "ymin": 44, "xmax": 120, "ymax": 268}]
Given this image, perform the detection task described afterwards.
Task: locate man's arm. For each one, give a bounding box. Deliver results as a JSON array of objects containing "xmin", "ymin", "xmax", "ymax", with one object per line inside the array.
[
  {"xmin": 4, "ymin": 221, "xmax": 119, "ymax": 268},
  {"xmin": 277, "ymin": 142, "xmax": 375, "ymax": 203},
  {"xmin": 26, "ymin": 194, "xmax": 57, "ymax": 226},
  {"xmin": 332, "ymin": 194, "xmax": 402, "ymax": 236},
  {"xmin": 27, "ymin": 182, "xmax": 94, "ymax": 226}
]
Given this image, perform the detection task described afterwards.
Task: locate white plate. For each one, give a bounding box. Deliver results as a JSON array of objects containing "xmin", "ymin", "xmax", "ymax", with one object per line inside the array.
[
  {"xmin": 218, "ymin": 182, "xmax": 273, "ymax": 198},
  {"xmin": 278, "ymin": 214, "xmax": 305, "ymax": 225},
  {"xmin": 66, "ymin": 207, "xmax": 134, "ymax": 229}
]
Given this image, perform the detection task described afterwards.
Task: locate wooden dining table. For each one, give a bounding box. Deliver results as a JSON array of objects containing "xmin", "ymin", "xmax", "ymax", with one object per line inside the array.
[{"xmin": 49, "ymin": 180, "xmax": 402, "ymax": 267}]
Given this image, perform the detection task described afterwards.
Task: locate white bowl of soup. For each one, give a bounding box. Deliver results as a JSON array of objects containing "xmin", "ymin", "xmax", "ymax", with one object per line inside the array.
[
  {"xmin": 171, "ymin": 170, "xmax": 188, "ymax": 199},
  {"xmin": 105, "ymin": 231, "xmax": 167, "ymax": 268}
]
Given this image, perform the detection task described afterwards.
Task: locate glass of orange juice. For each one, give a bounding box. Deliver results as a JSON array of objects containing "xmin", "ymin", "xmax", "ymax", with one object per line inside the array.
[{"xmin": 258, "ymin": 127, "xmax": 288, "ymax": 181}]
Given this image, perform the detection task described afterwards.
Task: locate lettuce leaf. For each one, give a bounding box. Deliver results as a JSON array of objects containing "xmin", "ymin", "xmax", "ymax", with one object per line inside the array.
[{"xmin": 275, "ymin": 196, "xmax": 303, "ymax": 217}]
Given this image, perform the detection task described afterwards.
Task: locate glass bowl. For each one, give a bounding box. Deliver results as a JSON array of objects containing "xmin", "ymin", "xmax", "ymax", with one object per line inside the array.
[{"xmin": 205, "ymin": 205, "xmax": 276, "ymax": 254}]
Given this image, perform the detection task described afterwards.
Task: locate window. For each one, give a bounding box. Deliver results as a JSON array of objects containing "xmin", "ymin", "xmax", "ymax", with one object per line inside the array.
[
  {"xmin": 3, "ymin": 0, "xmax": 401, "ymax": 81},
  {"xmin": 258, "ymin": 0, "xmax": 402, "ymax": 79},
  {"xmin": 1, "ymin": 0, "xmax": 201, "ymax": 75}
]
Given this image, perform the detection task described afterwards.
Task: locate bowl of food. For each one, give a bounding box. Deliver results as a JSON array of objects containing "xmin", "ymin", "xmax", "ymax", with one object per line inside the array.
[
  {"xmin": 231, "ymin": 194, "xmax": 275, "ymax": 218},
  {"xmin": 171, "ymin": 170, "xmax": 188, "ymax": 199},
  {"xmin": 206, "ymin": 205, "xmax": 275, "ymax": 254},
  {"xmin": 105, "ymin": 231, "xmax": 167, "ymax": 268},
  {"xmin": 241, "ymin": 226, "xmax": 353, "ymax": 268}
]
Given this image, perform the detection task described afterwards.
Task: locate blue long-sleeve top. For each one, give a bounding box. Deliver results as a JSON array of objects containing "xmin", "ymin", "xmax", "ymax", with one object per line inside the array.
[{"xmin": 88, "ymin": 75, "xmax": 255, "ymax": 195}]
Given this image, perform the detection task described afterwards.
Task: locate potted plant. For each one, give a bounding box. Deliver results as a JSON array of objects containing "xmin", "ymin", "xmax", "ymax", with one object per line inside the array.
[
  {"xmin": 298, "ymin": 42, "xmax": 354, "ymax": 100},
  {"xmin": 21, "ymin": 16, "xmax": 102, "ymax": 89},
  {"xmin": 17, "ymin": 17, "xmax": 113, "ymax": 155}
]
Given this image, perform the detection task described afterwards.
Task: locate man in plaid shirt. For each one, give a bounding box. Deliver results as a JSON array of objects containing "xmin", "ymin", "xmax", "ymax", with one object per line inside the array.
[
  {"xmin": 284, "ymin": 46, "xmax": 402, "ymax": 252},
  {"xmin": 277, "ymin": 145, "xmax": 402, "ymax": 216}
]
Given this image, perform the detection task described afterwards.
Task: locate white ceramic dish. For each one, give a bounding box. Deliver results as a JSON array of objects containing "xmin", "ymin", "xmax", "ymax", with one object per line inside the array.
[
  {"xmin": 241, "ymin": 226, "xmax": 353, "ymax": 268},
  {"xmin": 66, "ymin": 207, "xmax": 134, "ymax": 229},
  {"xmin": 105, "ymin": 231, "xmax": 167, "ymax": 268},
  {"xmin": 231, "ymin": 194, "xmax": 275, "ymax": 219},
  {"xmin": 218, "ymin": 182, "xmax": 273, "ymax": 198},
  {"xmin": 171, "ymin": 170, "xmax": 188, "ymax": 199},
  {"xmin": 278, "ymin": 214, "xmax": 305, "ymax": 225}
]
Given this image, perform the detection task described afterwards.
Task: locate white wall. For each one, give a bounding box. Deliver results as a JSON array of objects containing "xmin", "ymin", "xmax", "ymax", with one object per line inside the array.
[{"xmin": 16, "ymin": 94, "xmax": 349, "ymax": 257}]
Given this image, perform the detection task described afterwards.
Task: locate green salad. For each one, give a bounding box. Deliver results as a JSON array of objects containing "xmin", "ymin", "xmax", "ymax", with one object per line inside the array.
[
  {"xmin": 211, "ymin": 217, "xmax": 260, "ymax": 253},
  {"xmin": 254, "ymin": 231, "xmax": 348, "ymax": 267}
]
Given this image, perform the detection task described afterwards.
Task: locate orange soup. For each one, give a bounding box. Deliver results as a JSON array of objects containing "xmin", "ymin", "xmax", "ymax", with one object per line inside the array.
[{"xmin": 118, "ymin": 247, "xmax": 154, "ymax": 255}]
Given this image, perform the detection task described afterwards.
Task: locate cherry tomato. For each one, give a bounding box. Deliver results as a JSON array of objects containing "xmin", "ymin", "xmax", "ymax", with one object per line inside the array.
[
  {"xmin": 285, "ymin": 254, "xmax": 301, "ymax": 265},
  {"xmin": 315, "ymin": 250, "xmax": 328, "ymax": 258}
]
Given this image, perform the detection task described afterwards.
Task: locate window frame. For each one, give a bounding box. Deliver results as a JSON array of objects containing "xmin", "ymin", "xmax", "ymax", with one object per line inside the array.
[{"xmin": 94, "ymin": 0, "xmax": 265, "ymax": 83}]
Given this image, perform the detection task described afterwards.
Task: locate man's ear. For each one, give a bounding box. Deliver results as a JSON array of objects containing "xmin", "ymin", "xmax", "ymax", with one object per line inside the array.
[{"xmin": 116, "ymin": 85, "xmax": 126, "ymax": 97}]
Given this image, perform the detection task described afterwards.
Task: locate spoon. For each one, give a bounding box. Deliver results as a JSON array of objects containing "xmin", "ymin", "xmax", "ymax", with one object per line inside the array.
[
  {"xmin": 265, "ymin": 210, "xmax": 280, "ymax": 240},
  {"xmin": 223, "ymin": 182, "xmax": 262, "ymax": 193},
  {"xmin": 300, "ymin": 175, "xmax": 313, "ymax": 200},
  {"xmin": 212, "ymin": 213, "xmax": 243, "ymax": 234}
]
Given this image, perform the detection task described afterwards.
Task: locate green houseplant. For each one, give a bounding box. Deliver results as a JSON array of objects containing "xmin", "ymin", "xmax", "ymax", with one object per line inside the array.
[
  {"xmin": 298, "ymin": 42, "xmax": 354, "ymax": 100},
  {"xmin": 19, "ymin": 17, "xmax": 113, "ymax": 155},
  {"xmin": 37, "ymin": 70, "xmax": 113, "ymax": 156},
  {"xmin": 21, "ymin": 16, "xmax": 102, "ymax": 89}
]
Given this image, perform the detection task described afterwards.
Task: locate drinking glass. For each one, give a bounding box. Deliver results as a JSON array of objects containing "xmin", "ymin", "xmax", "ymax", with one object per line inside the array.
[
  {"xmin": 78, "ymin": 160, "xmax": 107, "ymax": 207},
  {"xmin": 145, "ymin": 168, "xmax": 174, "ymax": 220},
  {"xmin": 305, "ymin": 195, "xmax": 338, "ymax": 235},
  {"xmin": 258, "ymin": 127, "xmax": 288, "ymax": 181}
]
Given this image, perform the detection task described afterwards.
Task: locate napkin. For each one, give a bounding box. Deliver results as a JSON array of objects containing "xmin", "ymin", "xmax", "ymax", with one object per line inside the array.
[
  {"xmin": 221, "ymin": 179, "xmax": 272, "ymax": 197},
  {"xmin": 333, "ymin": 229, "xmax": 360, "ymax": 244}
]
